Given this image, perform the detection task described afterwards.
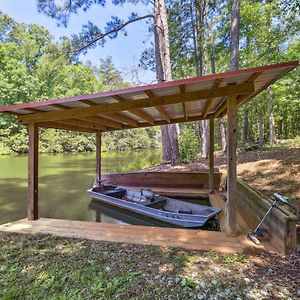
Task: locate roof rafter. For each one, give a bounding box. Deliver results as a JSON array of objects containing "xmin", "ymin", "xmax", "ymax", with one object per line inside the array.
[
  {"xmin": 179, "ymin": 85, "xmax": 188, "ymax": 120},
  {"xmin": 19, "ymin": 82, "xmax": 255, "ymax": 124},
  {"xmin": 216, "ymin": 72, "xmax": 263, "ymax": 117},
  {"xmin": 144, "ymin": 90, "xmax": 171, "ymax": 123},
  {"xmin": 112, "ymin": 95, "xmax": 155, "ymax": 125},
  {"xmin": 103, "ymin": 112, "xmax": 139, "ymax": 127},
  {"xmin": 201, "ymin": 79, "xmax": 223, "ymax": 119},
  {"xmin": 59, "ymin": 118, "xmax": 107, "ymax": 131},
  {"xmin": 77, "ymin": 116, "xmax": 123, "ymax": 129}
]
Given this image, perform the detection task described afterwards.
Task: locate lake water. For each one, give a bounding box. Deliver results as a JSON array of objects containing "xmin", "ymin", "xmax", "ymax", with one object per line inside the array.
[{"xmin": 0, "ymin": 150, "xmax": 162, "ymax": 225}]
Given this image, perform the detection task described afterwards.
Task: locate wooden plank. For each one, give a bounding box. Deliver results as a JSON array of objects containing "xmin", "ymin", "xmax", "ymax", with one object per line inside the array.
[
  {"xmin": 96, "ymin": 131, "xmax": 101, "ymax": 182},
  {"xmin": 38, "ymin": 121, "xmax": 97, "ymax": 133},
  {"xmin": 28, "ymin": 123, "xmax": 39, "ymax": 220},
  {"xmin": 128, "ymin": 109, "xmax": 155, "ymax": 125},
  {"xmin": 218, "ymin": 72, "xmax": 262, "ymax": 116},
  {"xmin": 78, "ymin": 116, "xmax": 122, "ymax": 129},
  {"xmin": 59, "ymin": 118, "xmax": 107, "ymax": 131},
  {"xmin": 104, "ymin": 113, "xmax": 138, "ymax": 127},
  {"xmin": 0, "ymin": 218, "xmax": 243, "ymax": 253},
  {"xmin": 155, "ymin": 106, "xmax": 171, "ymax": 123},
  {"xmin": 209, "ymin": 115, "xmax": 214, "ymax": 192},
  {"xmin": 112, "ymin": 95, "xmax": 155, "ymax": 125},
  {"xmin": 225, "ymin": 95, "xmax": 237, "ymax": 236},
  {"xmin": 145, "ymin": 90, "xmax": 171, "ymax": 122},
  {"xmin": 236, "ymin": 179, "xmax": 297, "ymax": 253},
  {"xmin": 102, "ymin": 171, "xmax": 222, "ymax": 189},
  {"xmin": 209, "ymin": 194, "xmax": 226, "ymax": 232},
  {"xmin": 0, "ymin": 218, "xmax": 279, "ymax": 253},
  {"xmin": 18, "ymin": 83, "xmax": 255, "ymax": 124}
]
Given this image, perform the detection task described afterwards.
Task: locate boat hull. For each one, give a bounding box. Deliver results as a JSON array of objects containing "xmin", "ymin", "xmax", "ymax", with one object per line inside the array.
[{"xmin": 87, "ymin": 188, "xmax": 221, "ymax": 228}]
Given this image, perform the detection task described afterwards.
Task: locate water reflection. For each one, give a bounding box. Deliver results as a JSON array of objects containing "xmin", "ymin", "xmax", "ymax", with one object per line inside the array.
[{"xmin": 0, "ymin": 150, "xmax": 161, "ymax": 224}]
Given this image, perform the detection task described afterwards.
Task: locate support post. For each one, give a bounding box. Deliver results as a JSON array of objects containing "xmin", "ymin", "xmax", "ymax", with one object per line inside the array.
[
  {"xmin": 225, "ymin": 95, "xmax": 237, "ymax": 236},
  {"xmin": 28, "ymin": 123, "xmax": 39, "ymax": 220},
  {"xmin": 209, "ymin": 115, "xmax": 215, "ymax": 193},
  {"xmin": 96, "ymin": 131, "xmax": 102, "ymax": 183}
]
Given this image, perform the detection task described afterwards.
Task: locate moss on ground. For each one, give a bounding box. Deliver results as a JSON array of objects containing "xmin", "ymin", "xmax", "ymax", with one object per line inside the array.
[{"xmin": 0, "ymin": 232, "xmax": 298, "ymax": 300}]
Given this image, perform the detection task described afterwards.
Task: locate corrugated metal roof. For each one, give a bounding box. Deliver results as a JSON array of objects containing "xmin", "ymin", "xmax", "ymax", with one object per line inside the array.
[{"xmin": 0, "ymin": 61, "xmax": 298, "ymax": 132}]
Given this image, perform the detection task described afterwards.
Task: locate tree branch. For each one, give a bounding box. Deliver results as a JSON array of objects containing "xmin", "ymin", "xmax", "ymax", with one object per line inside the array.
[{"xmin": 71, "ymin": 14, "xmax": 154, "ymax": 54}]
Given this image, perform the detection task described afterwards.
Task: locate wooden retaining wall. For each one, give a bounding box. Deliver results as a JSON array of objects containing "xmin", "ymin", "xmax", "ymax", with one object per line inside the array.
[
  {"xmin": 236, "ymin": 179, "xmax": 297, "ymax": 253},
  {"xmin": 102, "ymin": 171, "xmax": 221, "ymax": 198}
]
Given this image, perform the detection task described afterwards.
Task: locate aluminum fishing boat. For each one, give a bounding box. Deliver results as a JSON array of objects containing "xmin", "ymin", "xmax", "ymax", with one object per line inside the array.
[{"xmin": 87, "ymin": 185, "xmax": 221, "ymax": 228}]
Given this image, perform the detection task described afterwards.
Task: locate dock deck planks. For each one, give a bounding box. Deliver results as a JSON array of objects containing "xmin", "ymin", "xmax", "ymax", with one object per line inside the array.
[{"xmin": 0, "ymin": 218, "xmax": 276, "ymax": 254}]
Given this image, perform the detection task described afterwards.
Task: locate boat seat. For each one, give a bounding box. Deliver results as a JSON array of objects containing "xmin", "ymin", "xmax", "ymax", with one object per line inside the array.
[
  {"xmin": 102, "ymin": 188, "xmax": 127, "ymax": 198},
  {"xmin": 145, "ymin": 198, "xmax": 167, "ymax": 209}
]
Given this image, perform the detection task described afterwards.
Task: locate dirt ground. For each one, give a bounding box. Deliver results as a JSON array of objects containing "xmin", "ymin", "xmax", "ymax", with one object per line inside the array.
[{"xmin": 146, "ymin": 146, "xmax": 300, "ymax": 212}]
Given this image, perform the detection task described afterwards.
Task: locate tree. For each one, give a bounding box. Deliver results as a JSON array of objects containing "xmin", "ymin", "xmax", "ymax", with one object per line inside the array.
[
  {"xmin": 230, "ymin": 0, "xmax": 240, "ymax": 71},
  {"xmin": 37, "ymin": 0, "xmax": 181, "ymax": 163}
]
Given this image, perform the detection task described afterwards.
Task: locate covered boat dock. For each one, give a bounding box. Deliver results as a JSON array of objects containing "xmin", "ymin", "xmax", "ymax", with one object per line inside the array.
[{"xmin": 0, "ymin": 60, "xmax": 298, "ymax": 253}]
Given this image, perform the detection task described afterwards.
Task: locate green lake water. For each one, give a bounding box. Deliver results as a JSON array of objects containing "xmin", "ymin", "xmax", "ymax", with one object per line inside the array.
[{"xmin": 0, "ymin": 150, "xmax": 161, "ymax": 225}]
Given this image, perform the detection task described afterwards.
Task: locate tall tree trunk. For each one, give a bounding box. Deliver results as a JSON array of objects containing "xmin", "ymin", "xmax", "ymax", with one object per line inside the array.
[
  {"xmin": 230, "ymin": 0, "xmax": 240, "ymax": 71},
  {"xmin": 242, "ymin": 108, "xmax": 249, "ymax": 147},
  {"xmin": 257, "ymin": 111, "xmax": 264, "ymax": 147},
  {"xmin": 194, "ymin": 0, "xmax": 209, "ymax": 158},
  {"xmin": 154, "ymin": 0, "xmax": 180, "ymax": 164},
  {"xmin": 219, "ymin": 120, "xmax": 227, "ymax": 153},
  {"xmin": 267, "ymin": 86, "xmax": 276, "ymax": 143}
]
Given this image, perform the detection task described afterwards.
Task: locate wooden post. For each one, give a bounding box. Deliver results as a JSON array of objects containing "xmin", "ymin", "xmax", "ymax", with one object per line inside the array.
[
  {"xmin": 28, "ymin": 123, "xmax": 39, "ymax": 220},
  {"xmin": 225, "ymin": 95, "xmax": 237, "ymax": 236},
  {"xmin": 209, "ymin": 115, "xmax": 214, "ymax": 193},
  {"xmin": 96, "ymin": 131, "xmax": 102, "ymax": 183}
]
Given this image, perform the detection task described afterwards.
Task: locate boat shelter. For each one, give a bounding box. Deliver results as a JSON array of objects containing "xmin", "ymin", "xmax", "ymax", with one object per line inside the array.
[{"xmin": 0, "ymin": 61, "xmax": 298, "ymax": 253}]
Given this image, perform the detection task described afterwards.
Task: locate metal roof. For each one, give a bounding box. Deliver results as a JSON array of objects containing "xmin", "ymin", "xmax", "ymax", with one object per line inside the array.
[{"xmin": 0, "ymin": 60, "xmax": 298, "ymax": 132}]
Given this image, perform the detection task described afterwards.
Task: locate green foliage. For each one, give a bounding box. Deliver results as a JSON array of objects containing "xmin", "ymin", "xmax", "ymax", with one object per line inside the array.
[
  {"xmin": 179, "ymin": 127, "xmax": 200, "ymax": 163},
  {"xmin": 0, "ymin": 12, "xmax": 158, "ymax": 155}
]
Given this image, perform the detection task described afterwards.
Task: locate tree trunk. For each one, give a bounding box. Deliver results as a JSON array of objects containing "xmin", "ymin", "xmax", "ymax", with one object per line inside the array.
[
  {"xmin": 230, "ymin": 0, "xmax": 240, "ymax": 71},
  {"xmin": 154, "ymin": 0, "xmax": 180, "ymax": 164},
  {"xmin": 219, "ymin": 119, "xmax": 227, "ymax": 153},
  {"xmin": 267, "ymin": 86, "xmax": 276, "ymax": 143},
  {"xmin": 194, "ymin": 0, "xmax": 209, "ymax": 158},
  {"xmin": 242, "ymin": 108, "xmax": 249, "ymax": 147},
  {"xmin": 257, "ymin": 111, "xmax": 264, "ymax": 147}
]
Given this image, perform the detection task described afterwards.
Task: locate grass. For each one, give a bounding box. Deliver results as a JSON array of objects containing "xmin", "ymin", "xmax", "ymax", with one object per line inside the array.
[{"xmin": 0, "ymin": 232, "xmax": 298, "ymax": 300}]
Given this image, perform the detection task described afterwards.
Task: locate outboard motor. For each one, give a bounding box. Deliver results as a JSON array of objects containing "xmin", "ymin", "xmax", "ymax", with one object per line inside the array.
[{"xmin": 247, "ymin": 193, "xmax": 289, "ymax": 245}]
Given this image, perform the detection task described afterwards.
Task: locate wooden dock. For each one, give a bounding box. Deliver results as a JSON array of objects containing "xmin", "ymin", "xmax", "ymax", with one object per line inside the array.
[{"xmin": 0, "ymin": 218, "xmax": 276, "ymax": 254}]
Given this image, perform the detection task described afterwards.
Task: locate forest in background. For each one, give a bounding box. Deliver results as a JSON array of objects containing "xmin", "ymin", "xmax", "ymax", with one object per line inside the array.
[{"xmin": 0, "ymin": 0, "xmax": 299, "ymax": 161}]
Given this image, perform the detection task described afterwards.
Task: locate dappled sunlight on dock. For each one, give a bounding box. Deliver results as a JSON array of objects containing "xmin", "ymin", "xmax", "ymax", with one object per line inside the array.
[{"xmin": 0, "ymin": 218, "xmax": 276, "ymax": 254}]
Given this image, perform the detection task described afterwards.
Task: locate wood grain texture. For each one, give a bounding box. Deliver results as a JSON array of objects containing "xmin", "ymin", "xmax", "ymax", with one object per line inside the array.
[
  {"xmin": 96, "ymin": 131, "xmax": 102, "ymax": 182},
  {"xmin": 225, "ymin": 95, "xmax": 237, "ymax": 236},
  {"xmin": 28, "ymin": 123, "xmax": 39, "ymax": 220},
  {"xmin": 209, "ymin": 115, "xmax": 215, "ymax": 192},
  {"xmin": 0, "ymin": 218, "xmax": 276, "ymax": 254}
]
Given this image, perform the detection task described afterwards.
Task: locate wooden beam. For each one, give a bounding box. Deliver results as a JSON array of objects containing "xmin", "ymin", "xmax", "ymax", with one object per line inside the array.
[
  {"xmin": 112, "ymin": 95, "xmax": 155, "ymax": 125},
  {"xmin": 217, "ymin": 73, "xmax": 262, "ymax": 117},
  {"xmin": 96, "ymin": 131, "xmax": 101, "ymax": 183},
  {"xmin": 204, "ymin": 79, "xmax": 223, "ymax": 119},
  {"xmin": 128, "ymin": 109, "xmax": 155, "ymax": 125},
  {"xmin": 59, "ymin": 118, "xmax": 107, "ymax": 131},
  {"xmin": 105, "ymin": 114, "xmax": 212, "ymax": 132},
  {"xmin": 154, "ymin": 106, "xmax": 170, "ymax": 123},
  {"xmin": 78, "ymin": 116, "xmax": 122, "ymax": 129},
  {"xmin": 209, "ymin": 115, "xmax": 214, "ymax": 193},
  {"xmin": 38, "ymin": 122, "xmax": 96, "ymax": 132},
  {"xmin": 104, "ymin": 113, "xmax": 138, "ymax": 127},
  {"xmin": 145, "ymin": 90, "xmax": 171, "ymax": 122},
  {"xmin": 28, "ymin": 123, "xmax": 39, "ymax": 220},
  {"xmin": 76, "ymin": 99, "xmax": 139, "ymax": 128},
  {"xmin": 19, "ymin": 83, "xmax": 254, "ymax": 124},
  {"xmin": 225, "ymin": 94, "xmax": 237, "ymax": 236}
]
